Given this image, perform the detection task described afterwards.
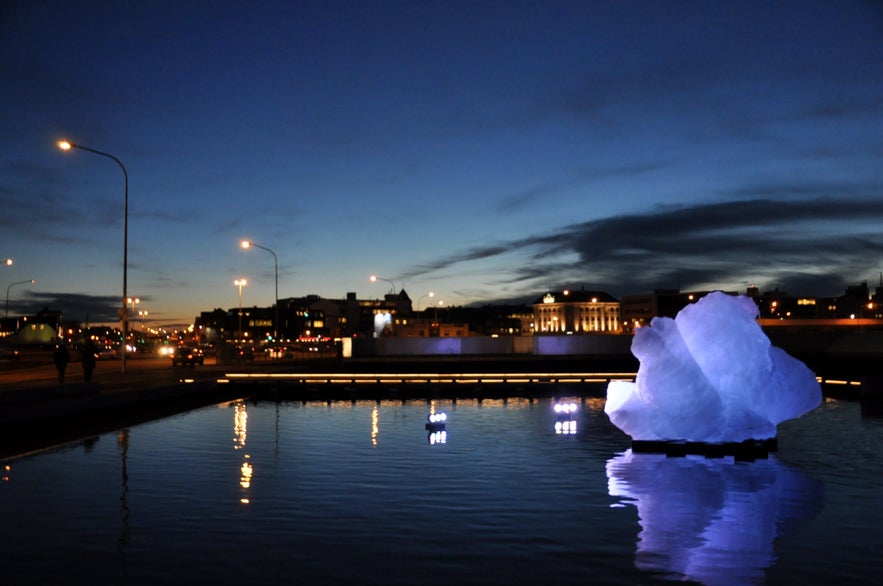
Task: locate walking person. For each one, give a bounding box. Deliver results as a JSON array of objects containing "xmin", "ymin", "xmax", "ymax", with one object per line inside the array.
[
  {"xmin": 82, "ymin": 342, "xmax": 97, "ymax": 383},
  {"xmin": 53, "ymin": 342, "xmax": 70, "ymax": 383}
]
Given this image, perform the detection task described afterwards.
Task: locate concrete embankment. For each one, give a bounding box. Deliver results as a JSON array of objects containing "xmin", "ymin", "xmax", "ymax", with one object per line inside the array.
[{"xmin": 0, "ymin": 378, "xmax": 244, "ymax": 460}]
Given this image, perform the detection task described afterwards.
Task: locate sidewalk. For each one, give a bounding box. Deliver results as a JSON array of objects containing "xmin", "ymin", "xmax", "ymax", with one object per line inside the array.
[
  {"xmin": 0, "ymin": 355, "xmax": 299, "ymax": 423},
  {"xmin": 0, "ymin": 363, "xmax": 222, "ymax": 424},
  {"xmin": 0, "ymin": 359, "xmax": 245, "ymax": 460},
  {"xmin": 0, "ymin": 357, "xmax": 226, "ymax": 394}
]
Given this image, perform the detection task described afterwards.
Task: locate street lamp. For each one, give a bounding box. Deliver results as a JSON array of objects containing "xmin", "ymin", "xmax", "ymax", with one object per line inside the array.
[
  {"xmin": 370, "ymin": 275, "xmax": 397, "ymax": 296},
  {"xmin": 416, "ymin": 291, "xmax": 435, "ymax": 311},
  {"xmin": 126, "ymin": 298, "xmax": 139, "ymax": 352},
  {"xmin": 234, "ymin": 278, "xmax": 248, "ymax": 340},
  {"xmin": 2, "ymin": 259, "xmax": 12, "ymax": 267},
  {"xmin": 5, "ymin": 279, "xmax": 36, "ymax": 317},
  {"xmin": 138, "ymin": 310, "xmax": 148, "ymax": 330},
  {"xmin": 240, "ymin": 240, "xmax": 278, "ymax": 342},
  {"xmin": 58, "ymin": 139, "xmax": 130, "ymax": 373}
]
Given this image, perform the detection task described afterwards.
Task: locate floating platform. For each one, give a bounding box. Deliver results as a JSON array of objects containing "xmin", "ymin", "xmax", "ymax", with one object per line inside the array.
[{"xmin": 631, "ymin": 438, "xmax": 778, "ymax": 460}]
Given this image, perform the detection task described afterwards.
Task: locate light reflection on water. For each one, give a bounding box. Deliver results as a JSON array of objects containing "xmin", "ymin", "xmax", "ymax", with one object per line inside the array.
[
  {"xmin": 1, "ymin": 396, "xmax": 882, "ymax": 585},
  {"xmin": 607, "ymin": 450, "xmax": 825, "ymax": 585}
]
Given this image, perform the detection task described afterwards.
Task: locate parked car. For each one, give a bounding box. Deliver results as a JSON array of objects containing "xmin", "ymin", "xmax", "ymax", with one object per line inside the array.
[
  {"xmin": 171, "ymin": 346, "xmax": 204, "ymax": 366},
  {"xmin": 97, "ymin": 346, "xmax": 117, "ymax": 360}
]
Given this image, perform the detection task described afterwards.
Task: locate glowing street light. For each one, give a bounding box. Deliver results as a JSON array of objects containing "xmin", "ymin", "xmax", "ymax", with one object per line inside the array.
[
  {"xmin": 369, "ymin": 274, "xmax": 396, "ymax": 296},
  {"xmin": 416, "ymin": 291, "xmax": 435, "ymax": 311},
  {"xmin": 2, "ymin": 259, "xmax": 12, "ymax": 267},
  {"xmin": 5, "ymin": 279, "xmax": 35, "ymax": 317},
  {"xmin": 58, "ymin": 139, "xmax": 130, "ymax": 373},
  {"xmin": 126, "ymin": 298, "xmax": 139, "ymax": 350},
  {"xmin": 240, "ymin": 240, "xmax": 278, "ymax": 342},
  {"xmin": 234, "ymin": 278, "xmax": 248, "ymax": 340}
]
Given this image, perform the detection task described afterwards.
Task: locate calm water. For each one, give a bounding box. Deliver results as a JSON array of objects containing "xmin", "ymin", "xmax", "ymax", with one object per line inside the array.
[{"xmin": 2, "ymin": 395, "xmax": 882, "ymax": 585}]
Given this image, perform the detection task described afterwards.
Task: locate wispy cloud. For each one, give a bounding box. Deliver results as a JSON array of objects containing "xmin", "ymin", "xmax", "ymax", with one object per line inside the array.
[
  {"xmin": 404, "ymin": 195, "xmax": 883, "ymax": 300},
  {"xmin": 495, "ymin": 163, "xmax": 664, "ymax": 214}
]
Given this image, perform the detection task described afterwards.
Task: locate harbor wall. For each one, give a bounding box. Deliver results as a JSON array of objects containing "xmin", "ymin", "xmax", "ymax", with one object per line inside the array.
[{"xmin": 352, "ymin": 335, "xmax": 632, "ymax": 357}]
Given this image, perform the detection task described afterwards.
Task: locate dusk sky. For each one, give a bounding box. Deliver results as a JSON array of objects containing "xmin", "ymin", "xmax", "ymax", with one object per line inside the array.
[{"xmin": 2, "ymin": 1, "xmax": 881, "ymax": 328}]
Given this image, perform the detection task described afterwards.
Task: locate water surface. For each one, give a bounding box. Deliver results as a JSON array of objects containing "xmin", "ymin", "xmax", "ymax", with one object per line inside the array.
[{"xmin": 2, "ymin": 396, "xmax": 881, "ymax": 585}]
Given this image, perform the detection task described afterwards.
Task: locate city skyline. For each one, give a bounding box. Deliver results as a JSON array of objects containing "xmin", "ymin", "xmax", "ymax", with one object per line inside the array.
[
  {"xmin": 5, "ymin": 271, "xmax": 880, "ymax": 334},
  {"xmin": 2, "ymin": 1, "xmax": 881, "ymax": 328}
]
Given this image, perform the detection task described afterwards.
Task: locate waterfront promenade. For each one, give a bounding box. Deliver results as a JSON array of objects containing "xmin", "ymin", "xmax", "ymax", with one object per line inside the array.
[
  {"xmin": 0, "ymin": 353, "xmax": 630, "ymax": 458},
  {"xmin": 0, "ymin": 347, "xmax": 875, "ymax": 460}
]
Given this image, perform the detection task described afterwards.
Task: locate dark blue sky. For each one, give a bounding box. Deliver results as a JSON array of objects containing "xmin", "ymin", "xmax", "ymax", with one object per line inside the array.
[{"xmin": 2, "ymin": 1, "xmax": 881, "ymax": 327}]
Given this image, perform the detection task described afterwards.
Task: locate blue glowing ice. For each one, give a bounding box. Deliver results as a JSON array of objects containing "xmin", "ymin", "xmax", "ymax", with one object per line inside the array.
[{"xmin": 605, "ymin": 291, "xmax": 822, "ymax": 443}]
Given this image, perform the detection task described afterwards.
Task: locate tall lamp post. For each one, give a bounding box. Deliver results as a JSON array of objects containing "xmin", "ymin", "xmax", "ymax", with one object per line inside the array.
[
  {"xmin": 126, "ymin": 298, "xmax": 139, "ymax": 350},
  {"xmin": 58, "ymin": 140, "xmax": 130, "ymax": 373},
  {"xmin": 240, "ymin": 241, "xmax": 278, "ymax": 342},
  {"xmin": 369, "ymin": 275, "xmax": 397, "ymax": 296},
  {"xmin": 5, "ymin": 279, "xmax": 36, "ymax": 317},
  {"xmin": 234, "ymin": 278, "xmax": 248, "ymax": 341}
]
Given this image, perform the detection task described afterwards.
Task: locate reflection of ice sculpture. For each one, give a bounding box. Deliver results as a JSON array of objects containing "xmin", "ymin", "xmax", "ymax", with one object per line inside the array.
[
  {"xmin": 607, "ymin": 450, "xmax": 824, "ymax": 585},
  {"xmin": 606, "ymin": 292, "xmax": 821, "ymax": 443}
]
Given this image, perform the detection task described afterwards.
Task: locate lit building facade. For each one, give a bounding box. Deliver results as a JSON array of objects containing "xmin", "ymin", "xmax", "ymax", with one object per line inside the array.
[
  {"xmin": 620, "ymin": 289, "xmax": 722, "ymax": 331},
  {"xmin": 533, "ymin": 290, "xmax": 620, "ymax": 333}
]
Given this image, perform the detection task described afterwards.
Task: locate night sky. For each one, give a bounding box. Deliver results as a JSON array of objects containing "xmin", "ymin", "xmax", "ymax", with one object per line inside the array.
[{"xmin": 2, "ymin": 1, "xmax": 881, "ymax": 328}]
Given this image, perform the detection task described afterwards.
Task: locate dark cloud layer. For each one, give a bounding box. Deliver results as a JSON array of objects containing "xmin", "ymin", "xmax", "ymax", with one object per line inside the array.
[
  {"xmin": 404, "ymin": 194, "xmax": 883, "ymax": 301},
  {"xmin": 13, "ymin": 292, "xmax": 133, "ymax": 324}
]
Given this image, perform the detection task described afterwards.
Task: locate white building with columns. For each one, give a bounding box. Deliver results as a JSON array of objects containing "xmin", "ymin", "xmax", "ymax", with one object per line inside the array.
[{"xmin": 533, "ymin": 289, "xmax": 621, "ymax": 334}]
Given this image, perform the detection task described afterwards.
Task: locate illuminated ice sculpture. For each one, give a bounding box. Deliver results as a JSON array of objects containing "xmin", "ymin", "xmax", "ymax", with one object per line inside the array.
[{"xmin": 605, "ymin": 292, "xmax": 821, "ymax": 444}]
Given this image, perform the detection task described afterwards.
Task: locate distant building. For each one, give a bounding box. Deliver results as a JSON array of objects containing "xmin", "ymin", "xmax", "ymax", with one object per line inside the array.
[
  {"xmin": 619, "ymin": 283, "xmax": 883, "ymax": 331},
  {"xmin": 311, "ymin": 290, "xmax": 411, "ymax": 338},
  {"xmin": 16, "ymin": 320, "xmax": 59, "ymax": 345},
  {"xmin": 195, "ymin": 305, "xmax": 274, "ymax": 344},
  {"xmin": 196, "ymin": 290, "xmax": 414, "ymax": 343},
  {"xmin": 620, "ymin": 289, "xmax": 729, "ymax": 331},
  {"xmin": 754, "ymin": 281, "xmax": 882, "ymax": 324},
  {"xmin": 195, "ymin": 308, "xmax": 229, "ymax": 342},
  {"xmin": 12, "ymin": 306, "xmax": 66, "ymax": 345},
  {"xmin": 461, "ymin": 305, "xmax": 531, "ymax": 336},
  {"xmin": 533, "ymin": 289, "xmax": 620, "ymax": 334},
  {"xmin": 397, "ymin": 319, "xmax": 469, "ymax": 337},
  {"xmin": 278, "ymin": 298, "xmax": 328, "ymax": 338}
]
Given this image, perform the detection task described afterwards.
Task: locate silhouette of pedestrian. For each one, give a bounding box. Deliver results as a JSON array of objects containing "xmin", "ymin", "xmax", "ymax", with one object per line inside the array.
[
  {"xmin": 53, "ymin": 343, "xmax": 70, "ymax": 383},
  {"xmin": 82, "ymin": 342, "xmax": 97, "ymax": 383}
]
